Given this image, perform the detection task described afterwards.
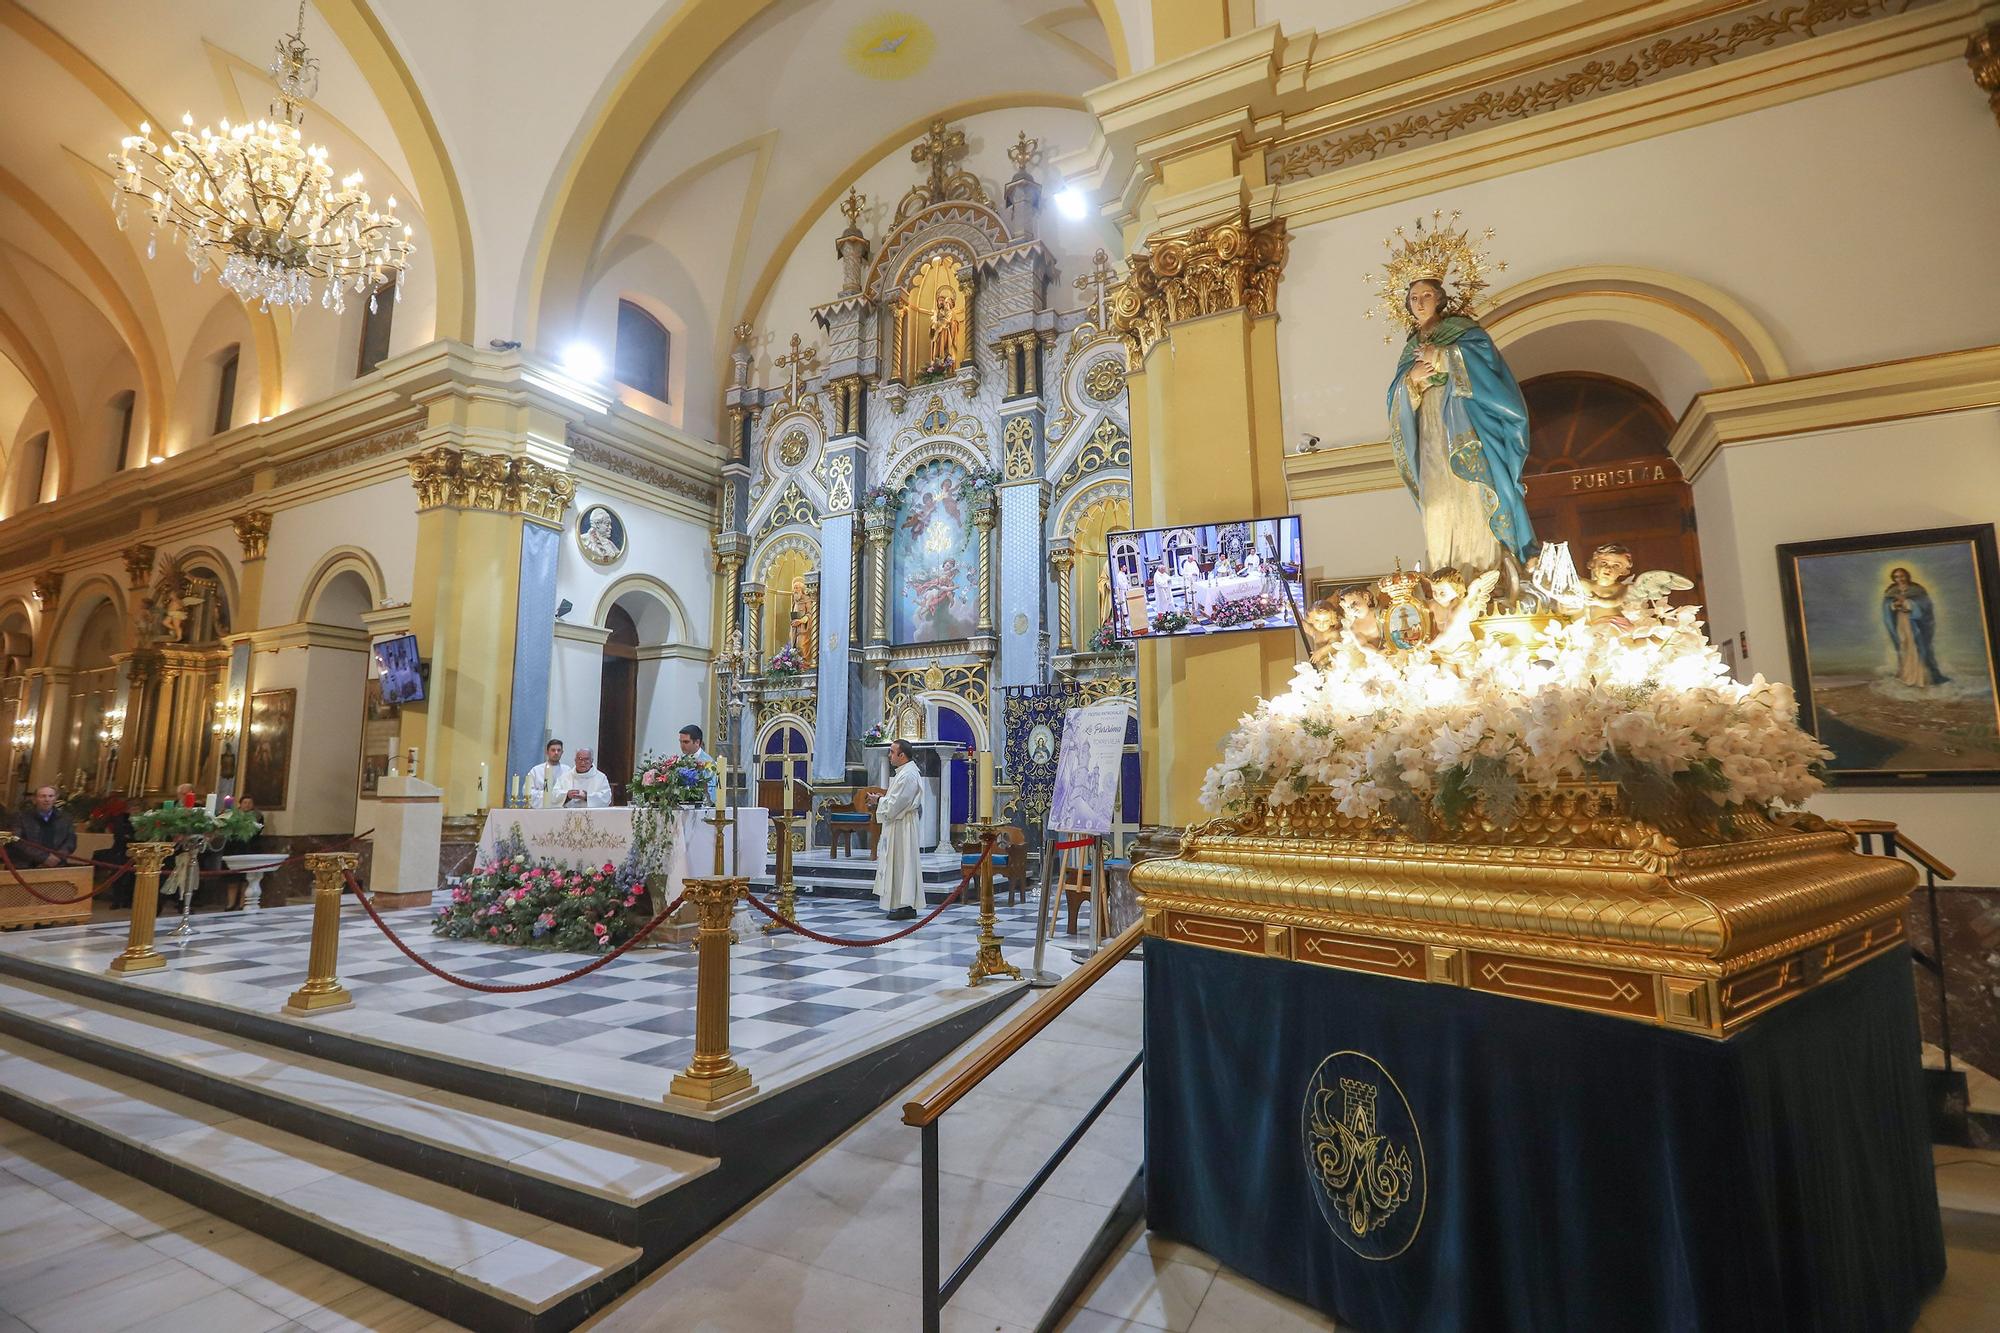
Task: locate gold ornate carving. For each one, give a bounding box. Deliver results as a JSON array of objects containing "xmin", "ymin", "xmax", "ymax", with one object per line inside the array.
[
  {"xmin": 883, "ymin": 660, "xmax": 988, "ymax": 724},
  {"xmin": 1970, "ymin": 23, "xmax": 2000, "ymax": 128},
  {"xmin": 1133, "ymin": 786, "xmax": 1916, "ymax": 1037},
  {"xmin": 775, "ymin": 334, "xmax": 820, "ymax": 409},
  {"xmin": 1082, "ymin": 356, "xmax": 1126, "ymax": 403},
  {"xmin": 1003, "ymin": 416, "xmax": 1035, "ymax": 479},
  {"xmin": 1072, "ymin": 248, "xmax": 1117, "ymax": 327},
  {"xmin": 230, "ymin": 511, "xmax": 271, "ymax": 561},
  {"xmin": 32, "ymin": 569, "xmax": 62, "ymax": 612},
  {"xmin": 1109, "ymin": 219, "xmax": 1289, "ymax": 359},
  {"xmin": 777, "ymin": 429, "xmax": 810, "ymax": 469},
  {"xmin": 272, "ymin": 421, "xmax": 421, "ymax": 485},
  {"xmin": 405, "ymin": 446, "xmax": 577, "ymax": 524},
  {"xmin": 121, "ymin": 544, "xmax": 157, "ymax": 590},
  {"xmin": 1053, "ymin": 419, "xmax": 1131, "ymax": 494},
  {"xmin": 1269, "ymin": 0, "xmax": 1914, "ymax": 182},
  {"xmin": 569, "ymin": 427, "xmax": 718, "ymax": 509},
  {"xmin": 898, "ymin": 118, "xmax": 989, "ymax": 221},
  {"xmin": 761, "ymin": 483, "xmax": 820, "ymax": 534}
]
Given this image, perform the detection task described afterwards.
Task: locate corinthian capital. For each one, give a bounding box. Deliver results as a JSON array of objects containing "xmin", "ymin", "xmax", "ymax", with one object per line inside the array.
[
  {"xmin": 405, "ymin": 445, "xmax": 576, "ymax": 525},
  {"xmin": 1109, "ymin": 218, "xmax": 1290, "ymax": 360}
]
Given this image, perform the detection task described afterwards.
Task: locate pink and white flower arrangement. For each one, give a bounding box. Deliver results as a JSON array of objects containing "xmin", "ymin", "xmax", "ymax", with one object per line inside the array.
[
  {"xmin": 433, "ymin": 855, "xmax": 641, "ymax": 952},
  {"xmin": 1201, "ymin": 605, "xmax": 1830, "ymax": 834},
  {"xmin": 628, "ymin": 750, "xmax": 715, "ymax": 808}
]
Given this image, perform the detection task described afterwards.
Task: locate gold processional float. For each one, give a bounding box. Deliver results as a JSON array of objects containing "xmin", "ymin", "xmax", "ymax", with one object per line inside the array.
[{"xmin": 1133, "ymin": 214, "xmax": 1913, "ymax": 1038}]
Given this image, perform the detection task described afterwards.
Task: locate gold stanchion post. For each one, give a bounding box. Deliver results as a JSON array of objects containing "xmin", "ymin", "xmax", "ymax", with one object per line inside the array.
[
  {"xmin": 762, "ymin": 807, "xmax": 797, "ymax": 934},
  {"xmin": 964, "ymin": 824, "xmax": 1019, "ymax": 986},
  {"xmin": 285, "ymin": 852, "xmax": 359, "ymax": 1014},
  {"xmin": 109, "ymin": 842, "xmax": 175, "ymax": 976},
  {"xmin": 670, "ymin": 806, "xmax": 755, "ymax": 1104}
]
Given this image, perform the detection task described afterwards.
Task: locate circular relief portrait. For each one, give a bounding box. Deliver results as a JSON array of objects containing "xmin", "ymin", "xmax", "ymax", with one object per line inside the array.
[{"xmin": 577, "ymin": 504, "xmax": 628, "ymax": 566}]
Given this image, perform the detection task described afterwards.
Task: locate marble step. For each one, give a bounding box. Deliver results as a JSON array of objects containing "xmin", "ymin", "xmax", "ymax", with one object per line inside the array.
[
  {"xmin": 0, "ymin": 975, "xmax": 717, "ymax": 1242},
  {"xmin": 0, "ymin": 1032, "xmax": 644, "ymax": 1332}
]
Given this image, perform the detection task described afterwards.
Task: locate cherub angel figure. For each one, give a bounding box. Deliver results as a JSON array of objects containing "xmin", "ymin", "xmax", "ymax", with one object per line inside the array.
[
  {"xmin": 1570, "ymin": 544, "xmax": 1693, "ymax": 628},
  {"xmin": 1338, "ymin": 586, "xmax": 1385, "ymax": 653},
  {"xmin": 1427, "ymin": 565, "xmax": 1501, "ymax": 656}
]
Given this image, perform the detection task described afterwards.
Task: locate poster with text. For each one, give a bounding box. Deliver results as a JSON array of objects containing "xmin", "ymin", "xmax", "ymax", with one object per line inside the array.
[{"xmin": 1049, "ymin": 699, "xmax": 1132, "ymax": 834}]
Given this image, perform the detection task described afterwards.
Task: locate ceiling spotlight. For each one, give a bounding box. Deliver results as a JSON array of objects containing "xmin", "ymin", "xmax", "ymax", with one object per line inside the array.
[
  {"xmin": 148, "ymin": 455, "xmax": 164, "ymax": 465},
  {"xmin": 1053, "ymin": 186, "xmax": 1089, "ymax": 220},
  {"xmin": 561, "ymin": 342, "xmax": 604, "ymax": 381}
]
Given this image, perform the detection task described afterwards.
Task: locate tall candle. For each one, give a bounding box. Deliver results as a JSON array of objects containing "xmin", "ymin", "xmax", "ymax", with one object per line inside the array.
[
  {"xmin": 977, "ymin": 749, "xmax": 994, "ymax": 821},
  {"xmin": 479, "ymin": 762, "xmax": 487, "ymax": 798},
  {"xmin": 783, "ymin": 773, "xmax": 794, "ymax": 813},
  {"xmin": 714, "ymin": 756, "xmax": 728, "ymax": 813}
]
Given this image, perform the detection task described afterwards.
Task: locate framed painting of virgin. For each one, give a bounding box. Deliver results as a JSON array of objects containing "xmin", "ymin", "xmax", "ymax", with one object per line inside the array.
[{"xmin": 1777, "ymin": 524, "xmax": 2000, "ymax": 785}]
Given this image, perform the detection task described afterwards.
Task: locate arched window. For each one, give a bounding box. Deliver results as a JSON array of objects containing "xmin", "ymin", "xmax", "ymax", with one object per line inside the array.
[
  {"xmin": 212, "ymin": 345, "xmax": 240, "ymax": 436},
  {"xmin": 357, "ymin": 283, "xmax": 395, "ymax": 376},
  {"xmin": 1520, "ymin": 372, "xmax": 1702, "ymax": 607},
  {"xmin": 615, "ymin": 300, "xmax": 670, "ymax": 402},
  {"xmin": 759, "ymin": 723, "xmax": 810, "ymax": 793},
  {"xmin": 109, "ymin": 391, "xmax": 136, "ymax": 472}
]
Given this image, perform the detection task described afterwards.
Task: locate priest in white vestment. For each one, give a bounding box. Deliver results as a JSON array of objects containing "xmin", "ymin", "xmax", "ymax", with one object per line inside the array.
[
  {"xmin": 873, "ymin": 739, "xmax": 925, "ymax": 919},
  {"xmin": 563, "ymin": 749, "xmax": 614, "ymax": 808},
  {"xmin": 526, "ymin": 739, "xmax": 572, "ymax": 809}
]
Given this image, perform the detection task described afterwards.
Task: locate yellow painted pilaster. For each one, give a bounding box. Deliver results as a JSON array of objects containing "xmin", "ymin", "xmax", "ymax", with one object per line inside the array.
[{"xmin": 1150, "ymin": 0, "xmax": 1238, "ymax": 63}]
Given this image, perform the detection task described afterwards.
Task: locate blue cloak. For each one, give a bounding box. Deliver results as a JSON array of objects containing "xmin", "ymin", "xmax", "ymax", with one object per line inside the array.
[
  {"xmin": 1385, "ymin": 316, "xmax": 1538, "ymax": 565},
  {"xmin": 1882, "ymin": 584, "xmax": 1949, "ymax": 685}
]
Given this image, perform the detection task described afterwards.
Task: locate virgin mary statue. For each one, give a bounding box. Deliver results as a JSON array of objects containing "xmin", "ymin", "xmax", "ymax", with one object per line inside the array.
[{"xmin": 1375, "ymin": 214, "xmax": 1537, "ymax": 580}]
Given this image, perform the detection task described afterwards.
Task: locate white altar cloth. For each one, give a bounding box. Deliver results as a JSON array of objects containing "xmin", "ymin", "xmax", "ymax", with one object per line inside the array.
[
  {"xmin": 1190, "ymin": 573, "xmax": 1269, "ymax": 616},
  {"xmin": 475, "ymin": 806, "xmax": 770, "ymax": 884}
]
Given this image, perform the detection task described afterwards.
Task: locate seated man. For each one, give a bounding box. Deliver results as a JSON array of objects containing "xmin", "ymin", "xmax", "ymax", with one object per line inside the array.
[
  {"xmin": 11, "ymin": 785, "xmax": 76, "ymax": 867},
  {"xmin": 564, "ymin": 748, "xmax": 614, "ymax": 807}
]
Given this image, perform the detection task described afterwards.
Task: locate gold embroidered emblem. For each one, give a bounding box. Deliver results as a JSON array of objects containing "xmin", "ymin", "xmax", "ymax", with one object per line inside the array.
[{"xmin": 1302, "ymin": 1050, "xmax": 1425, "ymax": 1259}]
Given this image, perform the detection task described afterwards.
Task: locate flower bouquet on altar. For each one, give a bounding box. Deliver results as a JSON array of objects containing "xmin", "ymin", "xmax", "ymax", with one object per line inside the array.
[
  {"xmin": 765, "ymin": 644, "xmax": 806, "ymax": 680},
  {"xmin": 432, "ymin": 850, "xmax": 645, "ymax": 953},
  {"xmin": 863, "ymin": 721, "xmax": 889, "ymax": 746},
  {"xmin": 630, "ymin": 750, "xmax": 716, "ymax": 809},
  {"xmin": 1087, "ymin": 621, "xmax": 1130, "ymax": 655}
]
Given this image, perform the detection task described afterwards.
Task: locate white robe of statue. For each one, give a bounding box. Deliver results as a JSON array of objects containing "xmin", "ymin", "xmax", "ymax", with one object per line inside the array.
[{"xmin": 873, "ymin": 760, "xmax": 925, "ymax": 913}]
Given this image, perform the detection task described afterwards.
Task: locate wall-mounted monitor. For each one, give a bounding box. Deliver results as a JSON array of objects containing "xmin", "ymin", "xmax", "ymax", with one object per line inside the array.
[
  {"xmin": 1106, "ymin": 515, "xmax": 1305, "ymax": 640},
  {"xmin": 371, "ymin": 633, "xmax": 427, "ymax": 705}
]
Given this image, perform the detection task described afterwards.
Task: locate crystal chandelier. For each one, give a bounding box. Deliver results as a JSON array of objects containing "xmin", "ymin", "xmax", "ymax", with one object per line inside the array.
[{"xmin": 109, "ymin": 1, "xmax": 413, "ymax": 313}]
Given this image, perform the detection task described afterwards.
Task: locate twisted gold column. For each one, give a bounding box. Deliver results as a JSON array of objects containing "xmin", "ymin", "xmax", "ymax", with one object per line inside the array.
[
  {"xmin": 743, "ymin": 585, "xmax": 766, "ymax": 674},
  {"xmin": 963, "ymin": 826, "xmax": 1019, "ymax": 986},
  {"xmin": 108, "ymin": 843, "xmax": 175, "ymax": 975},
  {"xmin": 973, "ymin": 512, "xmax": 994, "ymax": 634},
  {"xmin": 866, "ymin": 529, "xmax": 890, "ymax": 647},
  {"xmin": 719, "ymin": 554, "xmax": 743, "ymax": 649},
  {"xmin": 670, "ymin": 875, "xmax": 756, "ymax": 1104},
  {"xmin": 285, "ymin": 852, "xmax": 359, "ymax": 1014},
  {"xmin": 1050, "ymin": 548, "xmax": 1075, "ymax": 653}
]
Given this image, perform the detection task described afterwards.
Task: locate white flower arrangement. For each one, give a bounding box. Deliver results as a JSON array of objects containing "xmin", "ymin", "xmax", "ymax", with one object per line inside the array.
[{"xmin": 1201, "ymin": 604, "xmax": 1831, "ymax": 834}]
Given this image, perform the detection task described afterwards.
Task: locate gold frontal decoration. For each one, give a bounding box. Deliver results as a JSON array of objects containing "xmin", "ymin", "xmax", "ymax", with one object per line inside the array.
[
  {"xmin": 1133, "ymin": 789, "xmax": 1915, "ymax": 1037},
  {"xmin": 1367, "ymin": 210, "xmax": 1505, "ymax": 336}
]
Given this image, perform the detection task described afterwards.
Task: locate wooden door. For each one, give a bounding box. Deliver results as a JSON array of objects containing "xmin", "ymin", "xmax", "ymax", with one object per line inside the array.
[
  {"xmin": 1520, "ymin": 373, "xmax": 1703, "ymax": 606},
  {"xmin": 600, "ymin": 605, "xmax": 639, "ymax": 803}
]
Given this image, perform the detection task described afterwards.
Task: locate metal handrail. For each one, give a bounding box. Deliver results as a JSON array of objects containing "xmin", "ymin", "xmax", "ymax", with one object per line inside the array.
[
  {"xmin": 905, "ymin": 919, "xmax": 1146, "ymax": 1333},
  {"xmin": 1841, "ymin": 819, "xmax": 1962, "ymax": 1081},
  {"xmin": 903, "ymin": 920, "xmax": 1143, "ymax": 1127}
]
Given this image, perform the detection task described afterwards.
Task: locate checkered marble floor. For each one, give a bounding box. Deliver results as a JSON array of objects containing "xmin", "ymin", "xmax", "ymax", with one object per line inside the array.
[{"xmin": 0, "ymin": 892, "xmax": 1076, "ymax": 1113}]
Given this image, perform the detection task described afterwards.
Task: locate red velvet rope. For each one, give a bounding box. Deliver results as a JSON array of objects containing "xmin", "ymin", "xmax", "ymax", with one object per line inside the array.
[
  {"xmin": 0, "ymin": 844, "xmax": 131, "ymax": 904},
  {"xmin": 344, "ymin": 869, "xmax": 689, "ymax": 994},
  {"xmin": 738, "ymin": 838, "xmax": 993, "ymax": 947},
  {"xmin": 1050, "ymin": 837, "xmax": 1096, "ymax": 851},
  {"xmin": 3, "ymin": 829, "xmax": 373, "ymax": 879}
]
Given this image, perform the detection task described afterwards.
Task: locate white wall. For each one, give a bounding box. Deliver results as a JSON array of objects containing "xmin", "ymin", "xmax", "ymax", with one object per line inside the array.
[
  {"xmin": 1692, "ymin": 409, "xmax": 2000, "ymax": 885},
  {"xmin": 260, "ymin": 480, "xmax": 417, "ymax": 624},
  {"xmin": 246, "ymin": 641, "xmax": 368, "ymax": 836},
  {"xmin": 1277, "ymin": 62, "xmax": 2000, "ymax": 450}
]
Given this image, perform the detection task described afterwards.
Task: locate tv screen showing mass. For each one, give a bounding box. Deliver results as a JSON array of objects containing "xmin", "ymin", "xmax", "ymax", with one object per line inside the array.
[
  {"xmin": 1107, "ymin": 515, "xmax": 1305, "ymax": 639},
  {"xmin": 372, "ymin": 633, "xmax": 426, "ymax": 704}
]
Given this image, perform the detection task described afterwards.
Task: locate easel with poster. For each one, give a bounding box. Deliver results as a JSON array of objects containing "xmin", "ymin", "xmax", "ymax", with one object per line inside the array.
[{"xmin": 1032, "ymin": 698, "xmax": 1138, "ymax": 976}]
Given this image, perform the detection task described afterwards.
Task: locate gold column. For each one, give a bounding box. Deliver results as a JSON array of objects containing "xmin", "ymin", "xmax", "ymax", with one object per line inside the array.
[
  {"xmin": 230, "ymin": 510, "xmax": 271, "ymax": 633},
  {"xmin": 1115, "ymin": 216, "xmax": 1292, "ymax": 828},
  {"xmin": 972, "ymin": 509, "xmax": 995, "ymax": 635},
  {"xmin": 963, "ymin": 826, "xmax": 1018, "ymax": 986},
  {"xmin": 670, "ymin": 874, "xmax": 756, "ymax": 1104},
  {"xmin": 108, "ymin": 842, "xmax": 175, "ymax": 975},
  {"xmin": 761, "ymin": 807, "xmax": 797, "ymax": 934},
  {"xmin": 742, "ymin": 584, "xmax": 766, "ymax": 675},
  {"xmin": 1049, "ymin": 544, "xmax": 1076, "ymax": 654},
  {"xmin": 718, "ymin": 552, "xmax": 743, "ymax": 650},
  {"xmin": 401, "ymin": 439, "xmax": 575, "ymax": 815},
  {"xmin": 285, "ymin": 852, "xmax": 359, "ymax": 1014},
  {"xmin": 864, "ymin": 514, "xmax": 891, "ymax": 649}
]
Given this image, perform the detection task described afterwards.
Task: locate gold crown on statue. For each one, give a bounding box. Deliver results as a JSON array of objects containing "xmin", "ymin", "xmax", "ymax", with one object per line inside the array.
[{"xmin": 1366, "ymin": 210, "xmax": 1505, "ymax": 339}]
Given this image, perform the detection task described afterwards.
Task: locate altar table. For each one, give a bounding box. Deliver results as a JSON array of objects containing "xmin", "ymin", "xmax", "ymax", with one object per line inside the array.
[
  {"xmin": 1188, "ymin": 572, "xmax": 1269, "ymax": 616},
  {"xmin": 475, "ymin": 806, "xmax": 770, "ymax": 886},
  {"xmin": 1143, "ymin": 942, "xmax": 1943, "ymax": 1332}
]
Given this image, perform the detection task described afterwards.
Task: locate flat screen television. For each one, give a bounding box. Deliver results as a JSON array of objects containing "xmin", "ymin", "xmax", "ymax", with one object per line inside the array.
[
  {"xmin": 1106, "ymin": 514, "xmax": 1306, "ymax": 640},
  {"xmin": 372, "ymin": 633, "xmax": 427, "ymax": 705}
]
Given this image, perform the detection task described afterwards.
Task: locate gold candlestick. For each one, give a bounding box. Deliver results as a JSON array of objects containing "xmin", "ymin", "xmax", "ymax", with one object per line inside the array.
[
  {"xmin": 963, "ymin": 823, "xmax": 1019, "ymax": 986},
  {"xmin": 762, "ymin": 808, "xmax": 797, "ymax": 934}
]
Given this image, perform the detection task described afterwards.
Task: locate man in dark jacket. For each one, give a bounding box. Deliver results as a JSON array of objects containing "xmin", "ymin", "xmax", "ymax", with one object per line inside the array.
[{"xmin": 12, "ymin": 785, "xmax": 77, "ymax": 867}]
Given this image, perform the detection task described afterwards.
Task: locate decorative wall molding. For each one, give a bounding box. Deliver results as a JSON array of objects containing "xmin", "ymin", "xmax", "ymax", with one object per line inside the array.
[
  {"xmin": 1669, "ymin": 342, "xmax": 2000, "ymax": 480},
  {"xmin": 405, "ymin": 446, "xmax": 577, "ymax": 525},
  {"xmin": 271, "ymin": 421, "xmax": 423, "ymax": 486},
  {"xmin": 564, "ymin": 427, "xmax": 720, "ymax": 510},
  {"xmin": 1283, "ymin": 441, "xmax": 1403, "ymax": 500}
]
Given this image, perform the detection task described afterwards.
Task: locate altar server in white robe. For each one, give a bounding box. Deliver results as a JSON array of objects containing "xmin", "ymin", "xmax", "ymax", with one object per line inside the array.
[
  {"xmin": 526, "ymin": 738, "xmax": 572, "ymax": 809},
  {"xmin": 873, "ymin": 739, "xmax": 925, "ymax": 920},
  {"xmin": 563, "ymin": 748, "xmax": 614, "ymax": 808}
]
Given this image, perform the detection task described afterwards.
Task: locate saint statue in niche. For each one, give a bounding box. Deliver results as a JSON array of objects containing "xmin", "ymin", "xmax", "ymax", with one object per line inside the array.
[
  {"xmin": 905, "ymin": 254, "xmax": 965, "ymax": 380},
  {"xmin": 929, "ymin": 284, "xmax": 959, "ymax": 367},
  {"xmin": 1374, "ymin": 214, "xmax": 1537, "ymax": 599},
  {"xmin": 788, "ymin": 575, "xmax": 818, "ymax": 669}
]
